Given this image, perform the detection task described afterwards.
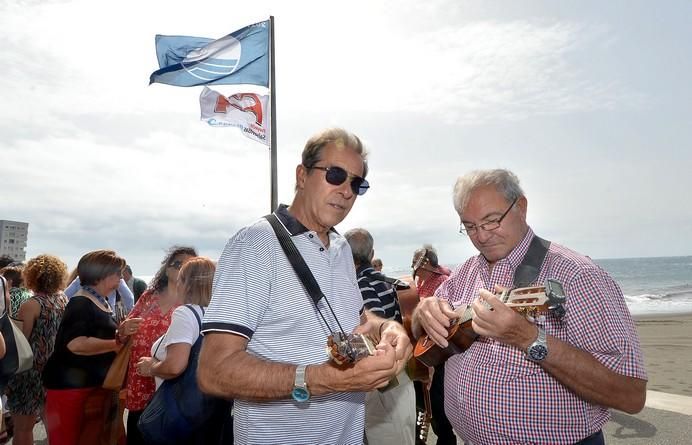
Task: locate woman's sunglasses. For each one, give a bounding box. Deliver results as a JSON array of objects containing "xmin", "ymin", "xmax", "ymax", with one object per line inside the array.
[
  {"xmin": 309, "ymin": 165, "xmax": 370, "ymax": 196},
  {"xmin": 168, "ymin": 260, "xmax": 184, "ymax": 270}
]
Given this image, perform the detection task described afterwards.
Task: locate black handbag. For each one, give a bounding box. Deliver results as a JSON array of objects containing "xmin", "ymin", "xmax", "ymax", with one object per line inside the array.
[{"xmin": 137, "ymin": 305, "xmax": 231, "ymax": 444}]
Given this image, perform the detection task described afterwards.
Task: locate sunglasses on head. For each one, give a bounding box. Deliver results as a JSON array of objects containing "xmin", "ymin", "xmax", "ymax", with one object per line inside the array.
[
  {"xmin": 309, "ymin": 165, "xmax": 369, "ymax": 196},
  {"xmin": 168, "ymin": 260, "xmax": 184, "ymax": 270}
]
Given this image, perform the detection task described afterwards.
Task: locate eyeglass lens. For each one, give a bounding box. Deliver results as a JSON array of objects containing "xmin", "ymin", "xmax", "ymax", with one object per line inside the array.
[{"xmin": 321, "ymin": 166, "xmax": 370, "ymax": 196}]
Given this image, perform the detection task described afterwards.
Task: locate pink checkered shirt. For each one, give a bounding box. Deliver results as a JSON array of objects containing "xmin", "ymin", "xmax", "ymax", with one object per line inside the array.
[{"xmin": 436, "ymin": 228, "xmax": 647, "ymax": 445}]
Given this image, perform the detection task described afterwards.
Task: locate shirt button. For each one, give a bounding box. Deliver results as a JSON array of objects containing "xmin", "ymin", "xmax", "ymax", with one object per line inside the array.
[{"xmin": 319, "ymin": 247, "xmax": 325, "ymax": 252}]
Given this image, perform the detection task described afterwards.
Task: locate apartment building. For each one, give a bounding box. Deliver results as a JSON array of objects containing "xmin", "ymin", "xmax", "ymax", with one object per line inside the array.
[{"xmin": 0, "ymin": 220, "xmax": 29, "ymax": 262}]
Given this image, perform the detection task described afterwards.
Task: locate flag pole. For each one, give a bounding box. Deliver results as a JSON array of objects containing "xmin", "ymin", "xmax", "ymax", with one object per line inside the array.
[{"xmin": 269, "ymin": 15, "xmax": 278, "ymax": 212}]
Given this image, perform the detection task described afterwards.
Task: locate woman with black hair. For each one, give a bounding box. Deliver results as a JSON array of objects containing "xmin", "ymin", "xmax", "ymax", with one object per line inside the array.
[{"xmin": 119, "ymin": 245, "xmax": 196, "ymax": 445}]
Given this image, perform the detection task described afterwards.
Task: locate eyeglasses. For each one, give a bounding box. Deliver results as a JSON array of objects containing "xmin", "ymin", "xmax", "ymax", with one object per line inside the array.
[
  {"xmin": 308, "ymin": 165, "xmax": 370, "ymax": 196},
  {"xmin": 168, "ymin": 260, "xmax": 184, "ymax": 270},
  {"xmin": 459, "ymin": 198, "xmax": 517, "ymax": 236}
]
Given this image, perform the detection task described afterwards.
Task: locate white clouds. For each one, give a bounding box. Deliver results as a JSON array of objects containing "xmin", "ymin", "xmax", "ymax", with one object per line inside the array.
[{"xmin": 1, "ymin": 0, "xmax": 690, "ymax": 272}]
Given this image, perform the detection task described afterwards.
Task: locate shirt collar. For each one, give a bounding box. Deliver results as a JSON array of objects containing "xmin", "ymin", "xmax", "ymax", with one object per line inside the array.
[
  {"xmin": 356, "ymin": 265, "xmax": 375, "ymax": 276},
  {"xmin": 274, "ymin": 204, "xmax": 338, "ymax": 236}
]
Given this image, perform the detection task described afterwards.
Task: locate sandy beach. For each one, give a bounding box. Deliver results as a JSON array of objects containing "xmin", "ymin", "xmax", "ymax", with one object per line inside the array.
[{"xmin": 634, "ymin": 312, "xmax": 692, "ymax": 397}]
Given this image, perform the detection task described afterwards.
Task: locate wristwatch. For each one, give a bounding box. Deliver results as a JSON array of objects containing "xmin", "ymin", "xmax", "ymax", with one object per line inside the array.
[
  {"xmin": 291, "ymin": 365, "xmax": 310, "ymax": 402},
  {"xmin": 526, "ymin": 326, "xmax": 548, "ymax": 362}
]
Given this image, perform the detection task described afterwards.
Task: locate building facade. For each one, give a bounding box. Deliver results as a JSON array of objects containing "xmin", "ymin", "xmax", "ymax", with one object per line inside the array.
[{"xmin": 0, "ymin": 220, "xmax": 29, "ymax": 262}]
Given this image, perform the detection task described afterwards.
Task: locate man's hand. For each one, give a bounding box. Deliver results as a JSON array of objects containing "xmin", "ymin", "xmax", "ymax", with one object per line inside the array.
[
  {"xmin": 323, "ymin": 342, "xmax": 399, "ymax": 392},
  {"xmin": 471, "ymin": 289, "xmax": 536, "ymax": 350},
  {"xmin": 411, "ymin": 297, "xmax": 459, "ymax": 347},
  {"xmin": 354, "ymin": 316, "xmax": 412, "ymax": 375},
  {"xmin": 378, "ymin": 321, "xmax": 412, "ymax": 375}
]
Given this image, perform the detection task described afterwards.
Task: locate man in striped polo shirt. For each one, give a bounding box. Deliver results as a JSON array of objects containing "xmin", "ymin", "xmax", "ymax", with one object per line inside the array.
[
  {"xmin": 412, "ymin": 169, "xmax": 647, "ymax": 445},
  {"xmin": 199, "ymin": 128, "xmax": 412, "ymax": 445},
  {"xmin": 345, "ymin": 228, "xmax": 416, "ymax": 445}
]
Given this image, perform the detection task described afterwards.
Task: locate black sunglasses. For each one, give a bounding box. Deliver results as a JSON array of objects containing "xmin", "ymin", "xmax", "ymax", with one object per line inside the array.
[
  {"xmin": 168, "ymin": 260, "xmax": 184, "ymax": 270},
  {"xmin": 309, "ymin": 165, "xmax": 369, "ymax": 196}
]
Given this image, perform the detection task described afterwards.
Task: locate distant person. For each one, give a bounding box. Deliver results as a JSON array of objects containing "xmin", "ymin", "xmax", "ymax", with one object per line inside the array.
[
  {"xmin": 123, "ymin": 246, "xmax": 197, "ymax": 445},
  {"xmin": 410, "ymin": 244, "xmax": 456, "ymax": 445},
  {"xmin": 6, "ymin": 255, "xmax": 68, "ymax": 445},
  {"xmin": 123, "ymin": 265, "xmax": 147, "ymax": 303},
  {"xmin": 65, "ymin": 272, "xmax": 135, "ymax": 313},
  {"xmin": 345, "ymin": 228, "xmax": 415, "ymax": 445},
  {"xmin": 0, "ymin": 264, "xmax": 32, "ymax": 317},
  {"xmin": 372, "ymin": 257, "xmax": 383, "ymax": 271},
  {"xmin": 0, "ymin": 255, "xmax": 14, "ymax": 269},
  {"xmin": 412, "ymin": 169, "xmax": 647, "ymax": 444},
  {"xmin": 198, "ymin": 128, "xmax": 410, "ymax": 444}
]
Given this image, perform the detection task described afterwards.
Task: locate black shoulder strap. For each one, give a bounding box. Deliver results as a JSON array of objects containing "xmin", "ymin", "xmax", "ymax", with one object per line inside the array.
[
  {"xmin": 265, "ymin": 213, "xmax": 324, "ymax": 305},
  {"xmin": 371, "ymin": 271, "xmax": 410, "ymax": 290},
  {"xmin": 185, "ymin": 304, "xmax": 203, "ymax": 330},
  {"xmin": 513, "ymin": 236, "xmax": 551, "ymax": 287}
]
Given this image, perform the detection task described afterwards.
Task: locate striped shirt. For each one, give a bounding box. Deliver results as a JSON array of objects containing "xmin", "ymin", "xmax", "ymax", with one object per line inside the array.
[
  {"xmin": 356, "ymin": 265, "xmax": 402, "ymax": 323},
  {"xmin": 202, "ymin": 204, "xmax": 366, "ymax": 445},
  {"xmin": 437, "ymin": 228, "xmax": 647, "ymax": 445}
]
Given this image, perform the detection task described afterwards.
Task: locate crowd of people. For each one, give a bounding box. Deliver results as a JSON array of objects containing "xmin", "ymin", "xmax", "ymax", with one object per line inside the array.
[
  {"xmin": 0, "ymin": 247, "xmax": 230, "ymax": 445},
  {"xmin": 0, "ymin": 127, "xmax": 647, "ymax": 445}
]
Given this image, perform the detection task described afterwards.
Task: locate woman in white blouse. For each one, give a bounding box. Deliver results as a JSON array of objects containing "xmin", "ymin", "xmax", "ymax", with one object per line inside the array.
[
  {"xmin": 136, "ymin": 257, "xmax": 231, "ymax": 444},
  {"xmin": 137, "ymin": 257, "xmax": 214, "ymax": 387}
]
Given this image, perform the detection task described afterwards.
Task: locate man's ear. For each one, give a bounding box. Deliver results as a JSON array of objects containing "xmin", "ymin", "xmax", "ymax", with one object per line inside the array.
[
  {"xmin": 517, "ymin": 196, "xmax": 528, "ymax": 220},
  {"xmin": 296, "ymin": 164, "xmax": 307, "ymax": 190}
]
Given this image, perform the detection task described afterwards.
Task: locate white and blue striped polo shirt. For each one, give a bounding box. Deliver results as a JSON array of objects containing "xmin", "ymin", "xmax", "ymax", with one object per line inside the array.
[{"xmin": 203, "ymin": 204, "xmax": 366, "ymax": 445}]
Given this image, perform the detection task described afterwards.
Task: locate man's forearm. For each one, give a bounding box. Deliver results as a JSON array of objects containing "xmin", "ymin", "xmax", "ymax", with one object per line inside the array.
[
  {"xmin": 540, "ymin": 335, "xmax": 647, "ymax": 414},
  {"xmin": 198, "ymin": 345, "xmax": 296, "ymax": 401}
]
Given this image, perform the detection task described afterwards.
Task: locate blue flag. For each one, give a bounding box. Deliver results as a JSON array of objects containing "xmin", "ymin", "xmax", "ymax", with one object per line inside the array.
[{"xmin": 150, "ymin": 20, "xmax": 269, "ymax": 87}]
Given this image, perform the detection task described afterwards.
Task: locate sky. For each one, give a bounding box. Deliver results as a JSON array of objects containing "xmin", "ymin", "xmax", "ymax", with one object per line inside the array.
[{"xmin": 2, "ymin": 0, "xmax": 691, "ymax": 276}]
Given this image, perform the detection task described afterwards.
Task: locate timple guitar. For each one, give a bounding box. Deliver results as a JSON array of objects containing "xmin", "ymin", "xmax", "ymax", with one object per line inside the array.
[
  {"xmin": 326, "ymin": 332, "xmax": 400, "ymax": 391},
  {"xmin": 413, "ymin": 280, "xmax": 566, "ymax": 368}
]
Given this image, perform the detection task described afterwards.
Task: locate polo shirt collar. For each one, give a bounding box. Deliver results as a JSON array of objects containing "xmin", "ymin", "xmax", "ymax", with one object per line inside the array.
[
  {"xmin": 274, "ymin": 204, "xmax": 338, "ymax": 236},
  {"xmin": 356, "ymin": 265, "xmax": 375, "ymax": 276}
]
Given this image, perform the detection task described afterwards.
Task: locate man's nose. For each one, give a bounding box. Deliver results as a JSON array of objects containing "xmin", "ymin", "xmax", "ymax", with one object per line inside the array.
[{"xmin": 475, "ymin": 227, "xmax": 492, "ymax": 243}]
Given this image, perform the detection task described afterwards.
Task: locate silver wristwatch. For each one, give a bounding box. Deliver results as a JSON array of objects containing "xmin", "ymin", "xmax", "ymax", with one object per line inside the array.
[
  {"xmin": 291, "ymin": 365, "xmax": 310, "ymax": 402},
  {"xmin": 526, "ymin": 326, "xmax": 548, "ymax": 362}
]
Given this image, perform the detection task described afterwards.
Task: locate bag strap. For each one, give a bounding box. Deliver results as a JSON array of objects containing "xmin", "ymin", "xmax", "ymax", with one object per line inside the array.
[
  {"xmin": 264, "ymin": 213, "xmax": 349, "ymax": 337},
  {"xmin": 0, "ymin": 276, "xmax": 6, "ymax": 316},
  {"xmin": 513, "ymin": 236, "xmax": 551, "ymax": 287},
  {"xmin": 184, "ymin": 304, "xmax": 203, "ymax": 331},
  {"xmin": 265, "ymin": 214, "xmax": 324, "ymax": 305}
]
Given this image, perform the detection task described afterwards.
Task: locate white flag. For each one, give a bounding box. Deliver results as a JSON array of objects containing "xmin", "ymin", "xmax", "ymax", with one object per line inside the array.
[{"xmin": 199, "ymin": 86, "xmax": 270, "ymax": 146}]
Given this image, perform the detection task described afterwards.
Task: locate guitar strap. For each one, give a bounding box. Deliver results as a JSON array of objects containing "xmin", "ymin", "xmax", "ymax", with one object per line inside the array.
[{"xmin": 513, "ymin": 235, "xmax": 551, "ymax": 287}]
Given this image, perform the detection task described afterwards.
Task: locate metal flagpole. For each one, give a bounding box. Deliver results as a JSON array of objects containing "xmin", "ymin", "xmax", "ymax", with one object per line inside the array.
[{"xmin": 269, "ymin": 15, "xmax": 278, "ymax": 212}]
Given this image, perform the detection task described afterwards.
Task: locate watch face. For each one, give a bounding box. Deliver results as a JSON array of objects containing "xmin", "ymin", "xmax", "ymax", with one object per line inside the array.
[
  {"xmin": 529, "ymin": 344, "xmax": 548, "ymax": 361},
  {"xmin": 292, "ymin": 387, "xmax": 310, "ymax": 402}
]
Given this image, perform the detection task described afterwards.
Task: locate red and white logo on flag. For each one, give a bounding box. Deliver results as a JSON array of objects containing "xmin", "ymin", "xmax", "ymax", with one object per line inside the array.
[{"xmin": 200, "ymin": 87, "xmax": 270, "ymax": 146}]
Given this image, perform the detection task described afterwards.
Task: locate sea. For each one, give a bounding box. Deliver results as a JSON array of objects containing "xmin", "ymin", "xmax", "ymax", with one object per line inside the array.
[
  {"xmin": 141, "ymin": 256, "xmax": 692, "ymax": 317},
  {"xmin": 386, "ymin": 256, "xmax": 692, "ymax": 316}
]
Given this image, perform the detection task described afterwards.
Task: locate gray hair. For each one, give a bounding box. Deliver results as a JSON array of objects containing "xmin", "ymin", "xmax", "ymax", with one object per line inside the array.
[
  {"xmin": 299, "ymin": 128, "xmax": 369, "ymax": 188},
  {"xmin": 344, "ymin": 228, "xmax": 374, "ymax": 266},
  {"xmin": 453, "ymin": 169, "xmax": 524, "ymax": 216}
]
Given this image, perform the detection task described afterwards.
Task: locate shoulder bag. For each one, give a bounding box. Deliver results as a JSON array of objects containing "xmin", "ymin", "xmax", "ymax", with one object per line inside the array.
[
  {"xmin": 138, "ymin": 305, "xmax": 231, "ymax": 445},
  {"xmin": 0, "ymin": 276, "xmax": 34, "ymax": 385},
  {"xmin": 102, "ymin": 336, "xmax": 132, "ymax": 391}
]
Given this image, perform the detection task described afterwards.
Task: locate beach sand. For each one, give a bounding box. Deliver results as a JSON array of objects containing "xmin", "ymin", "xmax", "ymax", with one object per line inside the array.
[{"xmin": 634, "ymin": 312, "xmax": 692, "ymax": 397}]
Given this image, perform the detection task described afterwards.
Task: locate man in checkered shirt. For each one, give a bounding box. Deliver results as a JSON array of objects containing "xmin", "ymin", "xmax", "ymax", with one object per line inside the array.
[{"xmin": 412, "ymin": 169, "xmax": 647, "ymax": 445}]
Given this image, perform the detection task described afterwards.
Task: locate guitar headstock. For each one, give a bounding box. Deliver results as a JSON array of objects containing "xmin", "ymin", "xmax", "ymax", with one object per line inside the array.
[
  {"xmin": 502, "ymin": 280, "xmax": 566, "ymax": 318},
  {"xmin": 327, "ymin": 333, "xmax": 375, "ymax": 365}
]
